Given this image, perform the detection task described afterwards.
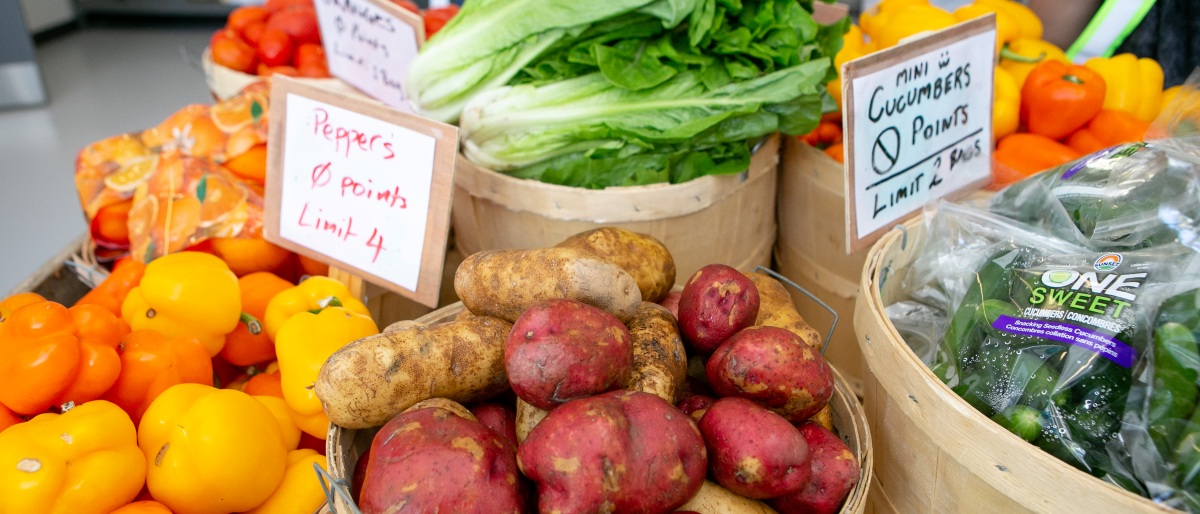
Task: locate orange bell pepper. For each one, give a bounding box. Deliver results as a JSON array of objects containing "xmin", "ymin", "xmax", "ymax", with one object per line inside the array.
[
  {"xmin": 0, "ymin": 400, "xmax": 146, "ymax": 514},
  {"xmin": 0, "ymin": 300, "xmax": 127, "ymax": 415},
  {"xmin": 1020, "ymin": 60, "xmax": 1106, "ymax": 139},
  {"xmin": 0, "ymin": 404, "xmax": 22, "ymax": 434},
  {"xmin": 1087, "ymin": 109, "xmax": 1151, "ymax": 146},
  {"xmin": 102, "ymin": 330, "xmax": 213, "ymax": 423},
  {"xmin": 0, "ymin": 292, "xmax": 45, "ymax": 322},
  {"xmin": 110, "ymin": 501, "xmax": 174, "ymax": 514},
  {"xmin": 993, "ymin": 133, "xmax": 1083, "ymax": 180},
  {"xmin": 244, "ymin": 367, "xmax": 285, "ymax": 398},
  {"xmin": 1066, "ymin": 129, "xmax": 1108, "ymax": 155},
  {"xmin": 220, "ymin": 272, "xmax": 292, "ymax": 367},
  {"xmin": 76, "ymin": 257, "xmax": 146, "ymax": 317}
]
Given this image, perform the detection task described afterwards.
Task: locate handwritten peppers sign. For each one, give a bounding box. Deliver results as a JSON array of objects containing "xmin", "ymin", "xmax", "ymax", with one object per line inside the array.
[
  {"xmin": 843, "ymin": 16, "xmax": 996, "ymax": 253},
  {"xmin": 265, "ymin": 77, "xmax": 458, "ymax": 307},
  {"xmin": 313, "ymin": 0, "xmax": 424, "ymax": 111}
]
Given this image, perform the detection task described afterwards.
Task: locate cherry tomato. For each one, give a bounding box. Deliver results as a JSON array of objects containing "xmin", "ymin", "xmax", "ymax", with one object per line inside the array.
[
  {"xmin": 295, "ymin": 43, "xmax": 326, "ymax": 68},
  {"xmin": 209, "ymin": 28, "xmax": 244, "ymax": 48},
  {"xmin": 424, "ymin": 5, "xmax": 460, "ymax": 39},
  {"xmin": 260, "ymin": 65, "xmax": 300, "ymax": 78},
  {"xmin": 266, "ymin": 6, "xmax": 321, "ymax": 47},
  {"xmin": 264, "ymin": 0, "xmax": 312, "ymax": 12},
  {"xmin": 243, "ymin": 20, "xmax": 267, "ymax": 46},
  {"xmin": 212, "ymin": 36, "xmax": 258, "ymax": 73},
  {"xmin": 297, "ymin": 61, "xmax": 330, "ymax": 78},
  {"xmin": 389, "ymin": 0, "xmax": 420, "ymax": 14},
  {"xmin": 227, "ymin": 6, "xmax": 271, "ymax": 36},
  {"xmin": 257, "ymin": 29, "xmax": 294, "ymax": 68}
]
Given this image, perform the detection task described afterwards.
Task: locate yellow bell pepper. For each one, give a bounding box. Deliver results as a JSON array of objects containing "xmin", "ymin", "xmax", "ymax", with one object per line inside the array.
[
  {"xmin": 1084, "ymin": 53, "xmax": 1165, "ymax": 122},
  {"xmin": 872, "ymin": 5, "xmax": 959, "ymax": 49},
  {"xmin": 827, "ymin": 24, "xmax": 868, "ymax": 108},
  {"xmin": 994, "ymin": 67, "xmax": 1021, "ymax": 140},
  {"xmin": 121, "ymin": 252, "xmax": 242, "ymax": 357},
  {"xmin": 276, "ymin": 306, "xmax": 379, "ymax": 439},
  {"xmin": 859, "ymin": 0, "xmax": 930, "ymax": 40},
  {"xmin": 999, "ymin": 38, "xmax": 1069, "ymax": 88},
  {"xmin": 245, "ymin": 449, "xmax": 328, "ymax": 514},
  {"xmin": 976, "ymin": 0, "xmax": 1042, "ymax": 40},
  {"xmin": 255, "ymin": 396, "xmax": 302, "ymax": 450},
  {"xmin": 0, "ymin": 401, "xmax": 145, "ymax": 514},
  {"xmin": 139, "ymin": 384, "xmax": 288, "ymax": 514},
  {"xmin": 953, "ymin": 3, "xmax": 1019, "ymax": 54},
  {"xmin": 263, "ymin": 276, "xmax": 371, "ymax": 340}
]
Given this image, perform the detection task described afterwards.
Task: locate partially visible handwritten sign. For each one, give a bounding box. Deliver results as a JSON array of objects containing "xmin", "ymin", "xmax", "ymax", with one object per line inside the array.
[
  {"xmin": 265, "ymin": 78, "xmax": 458, "ymax": 307},
  {"xmin": 843, "ymin": 16, "xmax": 996, "ymax": 253},
  {"xmin": 313, "ymin": 0, "xmax": 423, "ymax": 111}
]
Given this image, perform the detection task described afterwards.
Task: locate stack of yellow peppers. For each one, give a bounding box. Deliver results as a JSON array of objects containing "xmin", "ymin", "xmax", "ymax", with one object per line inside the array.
[{"xmin": 0, "ymin": 252, "xmax": 379, "ymax": 514}]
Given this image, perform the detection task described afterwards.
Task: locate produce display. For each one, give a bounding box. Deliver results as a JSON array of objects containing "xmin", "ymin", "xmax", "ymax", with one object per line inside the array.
[
  {"xmin": 315, "ymin": 227, "xmax": 862, "ymax": 513},
  {"xmin": 407, "ymin": 0, "xmax": 843, "ymax": 188},
  {"xmin": 0, "ymin": 249, "xmax": 365, "ymax": 513},
  {"xmin": 885, "ymin": 91, "xmax": 1200, "ymax": 508}
]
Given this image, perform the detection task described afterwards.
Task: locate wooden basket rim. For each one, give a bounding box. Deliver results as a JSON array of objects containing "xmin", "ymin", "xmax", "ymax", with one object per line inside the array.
[{"xmin": 452, "ymin": 134, "xmax": 781, "ymax": 223}]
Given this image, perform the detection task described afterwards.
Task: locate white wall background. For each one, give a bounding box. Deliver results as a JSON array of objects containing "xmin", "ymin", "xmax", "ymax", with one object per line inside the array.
[{"xmin": 21, "ymin": 0, "xmax": 74, "ymax": 33}]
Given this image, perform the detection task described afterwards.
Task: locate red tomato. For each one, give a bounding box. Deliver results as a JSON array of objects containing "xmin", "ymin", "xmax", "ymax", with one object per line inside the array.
[
  {"xmin": 261, "ymin": 65, "xmax": 300, "ymax": 78},
  {"xmin": 257, "ymin": 29, "xmax": 294, "ymax": 68},
  {"xmin": 209, "ymin": 28, "xmax": 243, "ymax": 48},
  {"xmin": 389, "ymin": 0, "xmax": 420, "ymax": 14},
  {"xmin": 243, "ymin": 20, "xmax": 267, "ymax": 46},
  {"xmin": 297, "ymin": 61, "xmax": 330, "ymax": 78},
  {"xmin": 264, "ymin": 0, "xmax": 312, "ymax": 12},
  {"xmin": 211, "ymin": 36, "xmax": 258, "ymax": 73},
  {"xmin": 424, "ymin": 5, "xmax": 460, "ymax": 39},
  {"xmin": 266, "ymin": 6, "xmax": 321, "ymax": 47},
  {"xmin": 295, "ymin": 43, "xmax": 326, "ymax": 68},
  {"xmin": 227, "ymin": 6, "xmax": 270, "ymax": 36}
]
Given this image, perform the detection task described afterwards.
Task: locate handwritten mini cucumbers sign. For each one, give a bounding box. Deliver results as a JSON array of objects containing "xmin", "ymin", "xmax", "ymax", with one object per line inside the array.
[
  {"xmin": 843, "ymin": 16, "xmax": 996, "ymax": 253},
  {"xmin": 265, "ymin": 77, "xmax": 458, "ymax": 307},
  {"xmin": 313, "ymin": 0, "xmax": 424, "ymax": 111}
]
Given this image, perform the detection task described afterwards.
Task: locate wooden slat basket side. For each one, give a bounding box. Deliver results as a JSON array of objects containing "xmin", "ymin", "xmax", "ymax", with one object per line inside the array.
[
  {"xmin": 451, "ymin": 136, "xmax": 781, "ymax": 287},
  {"xmin": 854, "ymin": 221, "xmax": 1174, "ymax": 513}
]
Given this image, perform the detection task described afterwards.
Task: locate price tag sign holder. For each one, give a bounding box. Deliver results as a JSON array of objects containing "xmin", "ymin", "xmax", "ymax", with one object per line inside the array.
[
  {"xmin": 264, "ymin": 76, "xmax": 459, "ymax": 308},
  {"xmin": 313, "ymin": 0, "xmax": 425, "ymax": 111},
  {"xmin": 842, "ymin": 15, "xmax": 996, "ymax": 254}
]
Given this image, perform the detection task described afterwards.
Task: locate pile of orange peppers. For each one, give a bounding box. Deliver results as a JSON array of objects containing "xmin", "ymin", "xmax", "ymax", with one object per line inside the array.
[
  {"xmin": 0, "ymin": 251, "xmax": 378, "ymax": 514},
  {"xmin": 806, "ymin": 0, "xmax": 1183, "ymax": 189}
]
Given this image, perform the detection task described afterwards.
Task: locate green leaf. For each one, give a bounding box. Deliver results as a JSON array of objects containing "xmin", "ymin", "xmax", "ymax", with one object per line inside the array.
[
  {"xmin": 596, "ymin": 39, "xmax": 679, "ymax": 90},
  {"xmin": 251, "ymin": 101, "xmax": 264, "ymax": 124},
  {"xmin": 196, "ymin": 173, "xmax": 208, "ymax": 204},
  {"xmin": 687, "ymin": 0, "xmax": 717, "ymax": 47}
]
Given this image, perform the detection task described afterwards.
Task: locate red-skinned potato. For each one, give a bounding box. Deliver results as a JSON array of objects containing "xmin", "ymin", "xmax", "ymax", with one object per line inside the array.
[
  {"xmin": 699, "ymin": 398, "xmax": 812, "ymax": 499},
  {"xmin": 469, "ymin": 402, "xmax": 519, "ymax": 447},
  {"xmin": 360, "ymin": 404, "xmax": 524, "ymax": 514},
  {"xmin": 506, "ymin": 299, "xmax": 633, "ymax": 410},
  {"xmin": 677, "ymin": 394, "xmax": 717, "ymax": 423},
  {"xmin": 659, "ymin": 290, "xmax": 682, "ymax": 319},
  {"xmin": 518, "ymin": 390, "xmax": 707, "ymax": 514},
  {"xmin": 706, "ymin": 326, "xmax": 833, "ymax": 423},
  {"xmin": 678, "ymin": 264, "xmax": 759, "ymax": 355},
  {"xmin": 769, "ymin": 422, "xmax": 860, "ymax": 514}
]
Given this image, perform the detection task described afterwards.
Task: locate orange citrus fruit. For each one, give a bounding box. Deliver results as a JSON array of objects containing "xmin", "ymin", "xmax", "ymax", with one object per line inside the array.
[{"xmin": 103, "ymin": 155, "xmax": 159, "ymax": 193}]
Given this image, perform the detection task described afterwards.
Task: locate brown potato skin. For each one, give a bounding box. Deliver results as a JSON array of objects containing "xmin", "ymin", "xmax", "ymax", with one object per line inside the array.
[
  {"xmin": 518, "ymin": 390, "xmax": 707, "ymax": 514},
  {"xmin": 809, "ymin": 405, "xmax": 833, "ymax": 432},
  {"xmin": 748, "ymin": 272, "xmax": 822, "ymax": 350},
  {"xmin": 705, "ymin": 326, "xmax": 834, "ymax": 423},
  {"xmin": 556, "ymin": 227, "xmax": 676, "ymax": 303},
  {"xmin": 315, "ymin": 316, "xmax": 512, "ymax": 429},
  {"xmin": 768, "ymin": 422, "xmax": 860, "ymax": 514},
  {"xmin": 678, "ymin": 265, "xmax": 760, "ymax": 355},
  {"xmin": 699, "ymin": 398, "xmax": 812, "ymax": 500},
  {"xmin": 627, "ymin": 302, "xmax": 688, "ymax": 404},
  {"xmin": 677, "ymin": 480, "xmax": 778, "ymax": 514},
  {"xmin": 403, "ymin": 398, "xmax": 478, "ymax": 421},
  {"xmin": 360, "ymin": 405, "xmax": 524, "ymax": 514},
  {"xmin": 506, "ymin": 299, "xmax": 633, "ymax": 410},
  {"xmin": 455, "ymin": 247, "xmax": 641, "ymax": 323},
  {"xmin": 514, "ymin": 398, "xmax": 548, "ymax": 443}
]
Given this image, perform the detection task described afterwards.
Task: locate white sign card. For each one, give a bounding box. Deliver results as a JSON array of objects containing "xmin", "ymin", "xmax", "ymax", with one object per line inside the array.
[
  {"xmin": 843, "ymin": 16, "xmax": 996, "ymax": 253},
  {"xmin": 313, "ymin": 0, "xmax": 424, "ymax": 111},
  {"xmin": 265, "ymin": 77, "xmax": 458, "ymax": 307}
]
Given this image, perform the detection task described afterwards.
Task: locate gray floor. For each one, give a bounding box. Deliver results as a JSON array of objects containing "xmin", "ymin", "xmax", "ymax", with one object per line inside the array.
[{"xmin": 0, "ymin": 23, "xmax": 219, "ymax": 293}]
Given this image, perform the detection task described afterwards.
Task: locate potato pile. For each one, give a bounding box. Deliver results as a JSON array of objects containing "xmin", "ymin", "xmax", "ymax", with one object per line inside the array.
[{"xmin": 315, "ymin": 227, "xmax": 860, "ymax": 514}]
